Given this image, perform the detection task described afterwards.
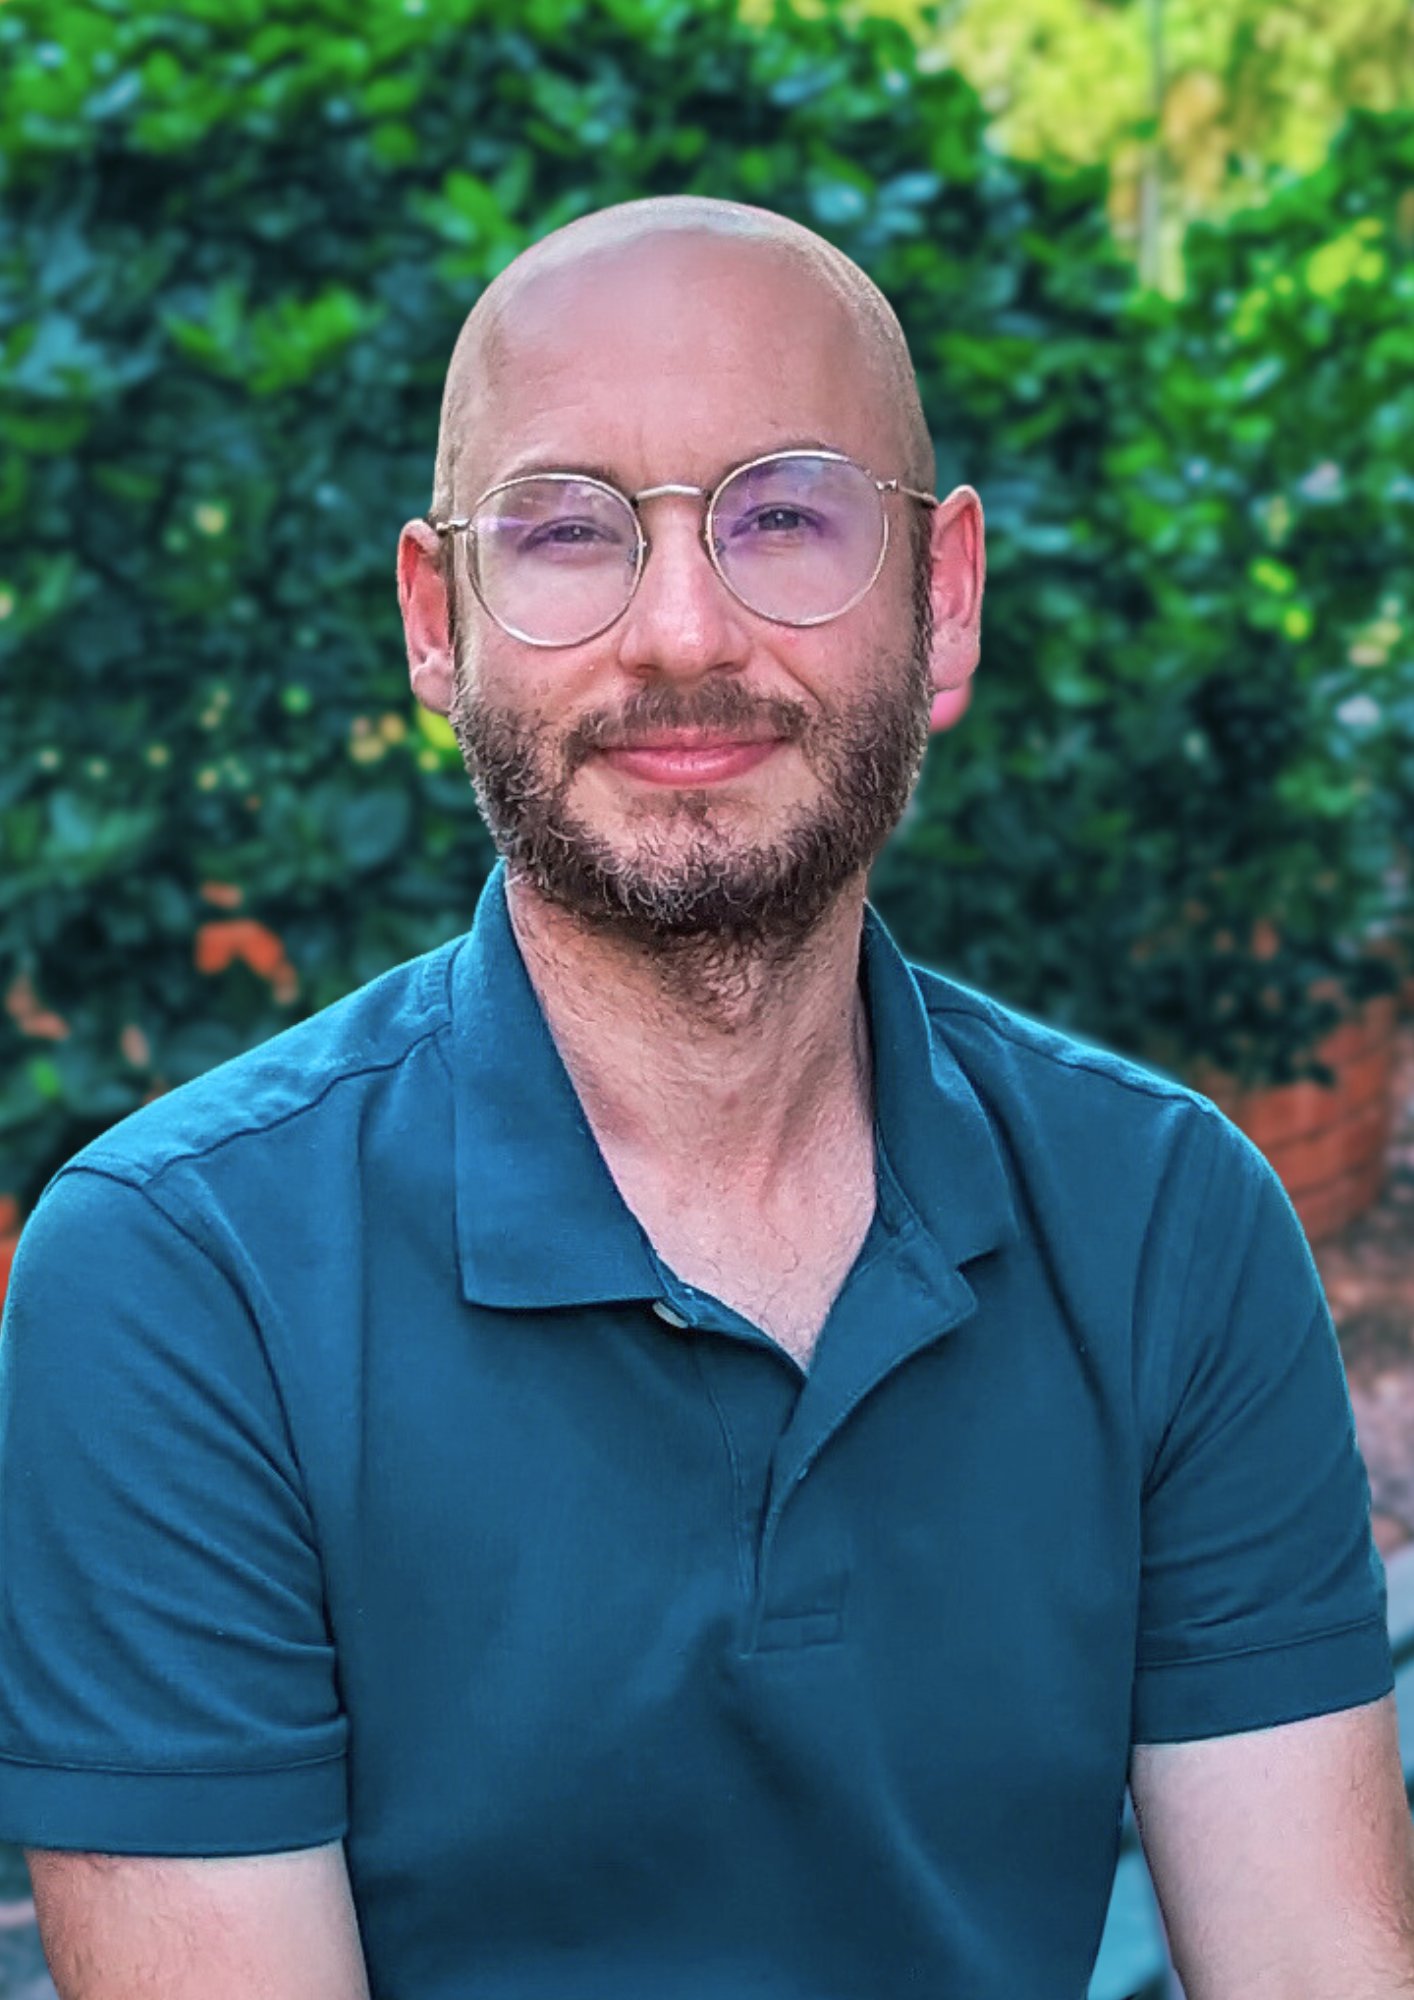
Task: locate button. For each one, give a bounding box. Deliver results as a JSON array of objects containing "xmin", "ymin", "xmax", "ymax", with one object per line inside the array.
[{"xmin": 651, "ymin": 1299, "xmax": 691, "ymax": 1328}]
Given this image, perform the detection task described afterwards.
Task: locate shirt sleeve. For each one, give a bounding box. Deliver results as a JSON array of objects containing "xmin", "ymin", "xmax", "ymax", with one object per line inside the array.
[
  {"xmin": 1131, "ymin": 1106, "xmax": 1394, "ymax": 1744},
  {"xmin": 0, "ymin": 1164, "xmax": 348, "ymax": 1853}
]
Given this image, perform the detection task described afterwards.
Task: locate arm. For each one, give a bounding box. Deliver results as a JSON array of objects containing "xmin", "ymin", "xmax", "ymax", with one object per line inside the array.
[
  {"xmin": 0, "ymin": 1173, "xmax": 350, "ymax": 1884},
  {"xmin": 26, "ymin": 1839, "xmax": 371, "ymax": 2000},
  {"xmin": 1129, "ymin": 1691, "xmax": 1414, "ymax": 1998}
]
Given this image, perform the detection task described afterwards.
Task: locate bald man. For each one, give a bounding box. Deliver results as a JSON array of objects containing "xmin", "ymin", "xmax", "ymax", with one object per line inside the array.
[{"xmin": 2, "ymin": 197, "xmax": 1409, "ymax": 2000}]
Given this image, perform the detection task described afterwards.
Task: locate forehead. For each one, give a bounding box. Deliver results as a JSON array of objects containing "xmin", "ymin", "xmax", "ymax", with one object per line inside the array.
[{"xmin": 457, "ymin": 233, "xmax": 897, "ymax": 494}]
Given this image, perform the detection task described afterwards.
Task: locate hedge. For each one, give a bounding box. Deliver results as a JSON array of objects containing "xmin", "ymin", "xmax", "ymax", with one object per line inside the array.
[{"xmin": 2, "ymin": 0, "xmax": 1410, "ymax": 1217}]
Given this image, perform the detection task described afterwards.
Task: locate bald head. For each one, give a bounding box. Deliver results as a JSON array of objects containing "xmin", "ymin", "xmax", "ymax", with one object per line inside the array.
[{"xmin": 429, "ymin": 195, "xmax": 933, "ymax": 521}]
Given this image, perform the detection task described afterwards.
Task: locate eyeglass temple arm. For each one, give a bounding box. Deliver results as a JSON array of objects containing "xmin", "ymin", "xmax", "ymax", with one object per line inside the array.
[{"xmin": 879, "ymin": 480, "xmax": 939, "ymax": 508}]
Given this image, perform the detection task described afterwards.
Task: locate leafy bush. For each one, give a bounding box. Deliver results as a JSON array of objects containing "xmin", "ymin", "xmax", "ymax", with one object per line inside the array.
[
  {"xmin": 1, "ymin": 0, "xmax": 1409, "ymax": 1219},
  {"xmin": 874, "ymin": 107, "xmax": 1414, "ymax": 1086}
]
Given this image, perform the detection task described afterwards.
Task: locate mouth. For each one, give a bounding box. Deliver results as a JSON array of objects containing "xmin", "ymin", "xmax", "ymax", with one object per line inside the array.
[{"xmin": 597, "ymin": 735, "xmax": 785, "ymax": 786}]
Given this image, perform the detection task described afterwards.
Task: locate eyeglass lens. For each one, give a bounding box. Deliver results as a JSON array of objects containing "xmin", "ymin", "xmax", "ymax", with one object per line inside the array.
[{"xmin": 469, "ymin": 453, "xmax": 886, "ymax": 645}]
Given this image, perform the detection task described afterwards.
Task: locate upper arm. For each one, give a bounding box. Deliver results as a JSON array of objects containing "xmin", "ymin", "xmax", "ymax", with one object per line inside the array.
[
  {"xmin": 1133, "ymin": 1115, "xmax": 1393, "ymax": 1750},
  {"xmin": 1126, "ymin": 1111, "xmax": 1408, "ymax": 1992},
  {"xmin": 1129, "ymin": 1692, "xmax": 1414, "ymax": 1997},
  {"xmin": 0, "ymin": 1169, "xmax": 346, "ymax": 1851},
  {"xmin": 25, "ymin": 1839, "xmax": 371, "ymax": 2000}
]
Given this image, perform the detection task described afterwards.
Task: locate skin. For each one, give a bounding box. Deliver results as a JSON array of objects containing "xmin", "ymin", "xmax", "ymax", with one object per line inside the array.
[
  {"xmin": 397, "ymin": 201, "xmax": 983, "ymax": 1215},
  {"xmin": 25, "ymin": 1841, "xmax": 371, "ymax": 2000}
]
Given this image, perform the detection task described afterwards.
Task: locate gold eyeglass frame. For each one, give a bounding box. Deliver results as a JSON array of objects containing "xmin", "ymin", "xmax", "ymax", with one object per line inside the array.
[{"xmin": 429, "ymin": 446, "xmax": 939, "ymax": 649}]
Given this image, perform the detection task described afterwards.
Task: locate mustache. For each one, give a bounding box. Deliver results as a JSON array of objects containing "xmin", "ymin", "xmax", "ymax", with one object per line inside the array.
[{"xmin": 564, "ymin": 683, "xmax": 812, "ymax": 774}]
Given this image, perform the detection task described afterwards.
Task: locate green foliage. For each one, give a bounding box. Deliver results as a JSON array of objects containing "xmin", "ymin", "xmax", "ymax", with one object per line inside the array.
[
  {"xmin": 1, "ymin": 0, "xmax": 1410, "ymax": 1210},
  {"xmin": 876, "ymin": 109, "xmax": 1414, "ymax": 1086},
  {"xmin": 932, "ymin": 0, "xmax": 1414, "ymax": 291}
]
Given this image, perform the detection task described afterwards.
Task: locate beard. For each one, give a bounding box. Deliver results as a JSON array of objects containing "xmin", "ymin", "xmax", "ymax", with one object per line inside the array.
[{"xmin": 446, "ymin": 554, "xmax": 934, "ymax": 970}]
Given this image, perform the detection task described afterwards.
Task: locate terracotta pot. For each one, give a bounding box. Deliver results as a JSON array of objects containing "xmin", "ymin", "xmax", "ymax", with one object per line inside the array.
[
  {"xmin": 0, "ymin": 1196, "xmax": 19, "ymax": 1318},
  {"xmin": 1186, "ymin": 987, "xmax": 1398, "ymax": 1243}
]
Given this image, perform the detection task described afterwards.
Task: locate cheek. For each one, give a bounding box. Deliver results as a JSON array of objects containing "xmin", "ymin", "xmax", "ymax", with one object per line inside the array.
[
  {"xmin": 779, "ymin": 603, "xmax": 900, "ymax": 708},
  {"xmin": 453, "ymin": 629, "xmax": 566, "ymax": 721}
]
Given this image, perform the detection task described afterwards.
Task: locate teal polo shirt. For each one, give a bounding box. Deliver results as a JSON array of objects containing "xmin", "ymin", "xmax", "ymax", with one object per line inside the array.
[{"xmin": 0, "ymin": 861, "xmax": 1393, "ymax": 1999}]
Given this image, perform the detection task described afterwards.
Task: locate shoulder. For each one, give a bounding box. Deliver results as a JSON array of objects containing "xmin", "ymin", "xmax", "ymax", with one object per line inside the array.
[
  {"xmin": 911, "ymin": 957, "xmax": 1222, "ymax": 1123},
  {"xmin": 905, "ymin": 956, "xmax": 1279, "ymax": 1257},
  {"xmin": 54, "ymin": 934, "xmax": 465, "ymax": 1203}
]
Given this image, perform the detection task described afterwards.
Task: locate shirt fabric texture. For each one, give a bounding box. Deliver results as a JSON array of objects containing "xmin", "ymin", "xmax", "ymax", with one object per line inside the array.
[{"xmin": 0, "ymin": 860, "xmax": 1393, "ymax": 1999}]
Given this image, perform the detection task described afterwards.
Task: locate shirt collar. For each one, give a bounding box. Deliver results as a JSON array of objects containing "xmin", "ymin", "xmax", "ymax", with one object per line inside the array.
[{"xmin": 450, "ymin": 861, "xmax": 1019, "ymax": 1310}]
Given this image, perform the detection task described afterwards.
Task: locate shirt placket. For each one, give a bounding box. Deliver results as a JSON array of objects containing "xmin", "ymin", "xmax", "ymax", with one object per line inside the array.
[{"xmin": 649, "ymin": 1215, "xmax": 982, "ymax": 1657}]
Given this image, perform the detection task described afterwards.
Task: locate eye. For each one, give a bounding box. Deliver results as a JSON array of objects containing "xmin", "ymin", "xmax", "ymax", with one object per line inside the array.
[
  {"xmin": 734, "ymin": 505, "xmax": 822, "ymax": 537},
  {"xmin": 521, "ymin": 518, "xmax": 623, "ymax": 554},
  {"xmin": 528, "ymin": 520, "xmax": 596, "ymax": 545}
]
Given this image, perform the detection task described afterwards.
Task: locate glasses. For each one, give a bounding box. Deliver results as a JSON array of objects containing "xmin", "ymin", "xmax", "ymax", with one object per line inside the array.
[{"xmin": 430, "ymin": 447, "xmax": 938, "ymax": 649}]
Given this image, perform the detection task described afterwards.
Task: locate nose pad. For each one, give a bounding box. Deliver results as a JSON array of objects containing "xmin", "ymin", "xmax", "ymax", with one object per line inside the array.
[{"xmin": 632, "ymin": 517, "xmax": 734, "ymax": 614}]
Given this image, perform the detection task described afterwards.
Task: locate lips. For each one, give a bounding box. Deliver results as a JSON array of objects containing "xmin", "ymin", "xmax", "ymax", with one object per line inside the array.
[
  {"xmin": 599, "ymin": 737, "xmax": 783, "ymax": 785},
  {"xmin": 606, "ymin": 731, "xmax": 781, "ymax": 751}
]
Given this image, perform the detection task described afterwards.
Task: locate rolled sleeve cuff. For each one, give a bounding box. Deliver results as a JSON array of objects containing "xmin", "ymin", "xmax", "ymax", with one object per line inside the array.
[
  {"xmin": 1132, "ymin": 1613, "xmax": 1395, "ymax": 1744},
  {"xmin": 0, "ymin": 1747, "xmax": 347, "ymax": 1856}
]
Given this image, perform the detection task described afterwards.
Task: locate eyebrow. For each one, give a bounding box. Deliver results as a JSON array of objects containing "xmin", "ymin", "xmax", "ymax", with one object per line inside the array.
[
  {"xmin": 493, "ymin": 436, "xmax": 844, "ymax": 491},
  {"xmin": 496, "ymin": 457, "xmax": 625, "ymax": 489}
]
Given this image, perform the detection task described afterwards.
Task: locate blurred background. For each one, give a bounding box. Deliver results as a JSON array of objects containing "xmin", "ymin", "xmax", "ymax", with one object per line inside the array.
[
  {"xmin": 1, "ymin": 0, "xmax": 1411, "ymax": 1238},
  {"xmin": 1, "ymin": 4, "xmax": 1413, "ymax": 1992}
]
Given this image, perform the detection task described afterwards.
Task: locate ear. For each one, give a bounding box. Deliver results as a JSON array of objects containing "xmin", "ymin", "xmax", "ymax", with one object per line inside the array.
[
  {"xmin": 397, "ymin": 519, "xmax": 456, "ymax": 716},
  {"xmin": 925, "ymin": 484, "xmax": 984, "ymax": 734}
]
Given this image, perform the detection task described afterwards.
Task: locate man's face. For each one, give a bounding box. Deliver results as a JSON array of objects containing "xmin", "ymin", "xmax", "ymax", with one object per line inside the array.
[{"xmin": 443, "ymin": 234, "xmax": 935, "ymax": 952}]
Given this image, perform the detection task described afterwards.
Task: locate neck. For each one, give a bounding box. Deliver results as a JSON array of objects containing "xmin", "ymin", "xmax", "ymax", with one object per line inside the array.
[{"xmin": 503, "ymin": 869, "xmax": 875, "ymax": 1198}]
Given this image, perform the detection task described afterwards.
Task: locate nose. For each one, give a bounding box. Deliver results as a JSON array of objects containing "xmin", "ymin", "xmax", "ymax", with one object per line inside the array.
[{"xmin": 612, "ymin": 495, "xmax": 752, "ymax": 679}]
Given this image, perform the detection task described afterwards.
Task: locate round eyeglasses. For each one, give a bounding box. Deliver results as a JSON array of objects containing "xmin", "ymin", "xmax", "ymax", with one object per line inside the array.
[{"xmin": 430, "ymin": 447, "xmax": 938, "ymax": 649}]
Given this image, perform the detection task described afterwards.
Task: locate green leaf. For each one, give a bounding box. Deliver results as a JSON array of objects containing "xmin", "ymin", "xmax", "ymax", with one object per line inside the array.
[
  {"xmin": 334, "ymin": 789, "xmax": 413, "ymax": 870},
  {"xmin": 27, "ymin": 1057, "xmax": 63, "ymax": 1103}
]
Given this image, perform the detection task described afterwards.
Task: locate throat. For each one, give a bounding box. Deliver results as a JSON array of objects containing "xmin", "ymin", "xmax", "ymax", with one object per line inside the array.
[{"xmin": 611, "ymin": 1147, "xmax": 879, "ymax": 1371}]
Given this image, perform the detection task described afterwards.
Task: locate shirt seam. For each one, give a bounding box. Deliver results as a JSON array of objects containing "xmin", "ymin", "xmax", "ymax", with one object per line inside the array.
[
  {"xmin": 1136, "ymin": 1607, "xmax": 1389, "ymax": 1672},
  {"xmin": 921, "ymin": 989, "xmax": 1217, "ymax": 1110},
  {"xmin": 64, "ymin": 1017, "xmax": 452, "ymax": 1197},
  {"xmin": 55, "ymin": 932, "xmax": 464, "ymax": 1192},
  {"xmin": 0, "ymin": 1746, "xmax": 345, "ymax": 1776}
]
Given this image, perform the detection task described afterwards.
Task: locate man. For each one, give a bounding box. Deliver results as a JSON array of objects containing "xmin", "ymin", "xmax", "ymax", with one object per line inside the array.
[{"xmin": 1, "ymin": 194, "xmax": 1411, "ymax": 1999}]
